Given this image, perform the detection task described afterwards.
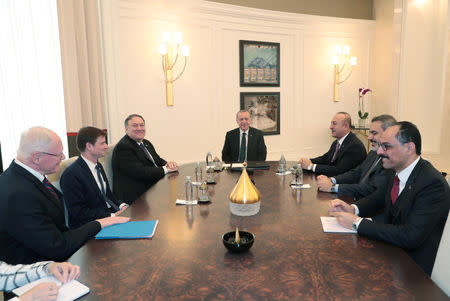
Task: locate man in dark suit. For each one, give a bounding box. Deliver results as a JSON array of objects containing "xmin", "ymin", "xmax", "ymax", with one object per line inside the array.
[
  {"xmin": 317, "ymin": 114, "xmax": 396, "ymax": 199},
  {"xmin": 299, "ymin": 112, "xmax": 366, "ymax": 177},
  {"xmin": 221, "ymin": 110, "xmax": 267, "ymax": 163},
  {"xmin": 329, "ymin": 122, "xmax": 450, "ymax": 275},
  {"xmin": 60, "ymin": 127, "xmax": 128, "ymax": 229},
  {"xmin": 112, "ymin": 114, "xmax": 178, "ymax": 203},
  {"xmin": 0, "ymin": 127, "xmax": 129, "ymax": 265}
]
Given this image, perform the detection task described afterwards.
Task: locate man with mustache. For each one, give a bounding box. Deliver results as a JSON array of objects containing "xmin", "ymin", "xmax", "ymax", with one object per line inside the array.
[
  {"xmin": 112, "ymin": 114, "xmax": 178, "ymax": 203},
  {"xmin": 328, "ymin": 121, "xmax": 450, "ymax": 276},
  {"xmin": 221, "ymin": 110, "xmax": 267, "ymax": 163},
  {"xmin": 316, "ymin": 114, "xmax": 396, "ymax": 199},
  {"xmin": 299, "ymin": 112, "xmax": 367, "ymax": 176}
]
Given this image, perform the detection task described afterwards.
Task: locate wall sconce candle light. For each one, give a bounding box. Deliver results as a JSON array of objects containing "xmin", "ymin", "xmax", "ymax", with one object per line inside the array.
[
  {"xmin": 332, "ymin": 45, "xmax": 356, "ymax": 102},
  {"xmin": 158, "ymin": 32, "xmax": 189, "ymax": 106}
]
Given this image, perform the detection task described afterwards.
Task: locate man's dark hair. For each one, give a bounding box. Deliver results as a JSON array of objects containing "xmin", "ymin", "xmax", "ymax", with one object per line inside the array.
[
  {"xmin": 395, "ymin": 121, "xmax": 421, "ymax": 155},
  {"xmin": 371, "ymin": 114, "xmax": 397, "ymax": 130},
  {"xmin": 124, "ymin": 114, "xmax": 145, "ymax": 128},
  {"xmin": 77, "ymin": 127, "xmax": 106, "ymax": 152}
]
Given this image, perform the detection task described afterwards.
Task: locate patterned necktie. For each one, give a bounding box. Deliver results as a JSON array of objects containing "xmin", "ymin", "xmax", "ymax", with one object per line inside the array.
[
  {"xmin": 139, "ymin": 143, "xmax": 156, "ymax": 166},
  {"xmin": 331, "ymin": 141, "xmax": 340, "ymax": 162},
  {"xmin": 43, "ymin": 177, "xmax": 69, "ymax": 227},
  {"xmin": 391, "ymin": 175, "xmax": 400, "ymax": 204},
  {"xmin": 43, "ymin": 177, "xmax": 59, "ymax": 200},
  {"xmin": 238, "ymin": 132, "xmax": 247, "ymax": 163}
]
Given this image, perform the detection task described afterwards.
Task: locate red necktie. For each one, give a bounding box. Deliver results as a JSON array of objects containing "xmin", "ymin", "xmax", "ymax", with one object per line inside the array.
[{"xmin": 391, "ymin": 175, "xmax": 400, "ymax": 204}]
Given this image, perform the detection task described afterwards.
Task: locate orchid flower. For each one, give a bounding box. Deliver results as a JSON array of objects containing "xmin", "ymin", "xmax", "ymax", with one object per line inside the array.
[{"xmin": 358, "ymin": 88, "xmax": 372, "ymax": 119}]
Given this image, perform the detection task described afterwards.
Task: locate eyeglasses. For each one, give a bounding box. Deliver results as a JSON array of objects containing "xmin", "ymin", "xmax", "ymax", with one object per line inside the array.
[
  {"xmin": 377, "ymin": 142, "xmax": 399, "ymax": 151},
  {"xmin": 39, "ymin": 151, "xmax": 64, "ymax": 159}
]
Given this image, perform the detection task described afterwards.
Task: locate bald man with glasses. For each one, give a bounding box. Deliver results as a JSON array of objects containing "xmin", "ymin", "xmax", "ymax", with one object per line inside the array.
[{"xmin": 0, "ymin": 127, "xmax": 129, "ymax": 266}]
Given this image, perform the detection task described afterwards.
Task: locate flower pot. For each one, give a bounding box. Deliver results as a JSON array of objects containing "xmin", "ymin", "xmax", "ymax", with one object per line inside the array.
[{"xmin": 358, "ymin": 118, "xmax": 366, "ymax": 128}]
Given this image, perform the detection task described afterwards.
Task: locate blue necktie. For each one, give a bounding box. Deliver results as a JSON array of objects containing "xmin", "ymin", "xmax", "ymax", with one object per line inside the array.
[{"xmin": 139, "ymin": 143, "xmax": 156, "ymax": 166}]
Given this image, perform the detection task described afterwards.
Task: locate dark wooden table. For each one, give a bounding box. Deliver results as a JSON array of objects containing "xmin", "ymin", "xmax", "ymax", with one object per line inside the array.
[{"xmin": 70, "ymin": 162, "xmax": 448, "ymax": 300}]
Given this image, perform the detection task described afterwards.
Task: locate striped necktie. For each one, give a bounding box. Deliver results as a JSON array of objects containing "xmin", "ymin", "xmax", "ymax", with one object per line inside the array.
[
  {"xmin": 43, "ymin": 177, "xmax": 59, "ymax": 200},
  {"xmin": 43, "ymin": 177, "xmax": 69, "ymax": 227}
]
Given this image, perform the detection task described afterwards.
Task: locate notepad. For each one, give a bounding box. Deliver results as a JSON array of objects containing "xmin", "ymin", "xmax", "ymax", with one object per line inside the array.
[
  {"xmin": 320, "ymin": 216, "xmax": 357, "ymax": 234},
  {"xmin": 95, "ymin": 220, "xmax": 158, "ymax": 239},
  {"xmin": 13, "ymin": 277, "xmax": 89, "ymax": 301}
]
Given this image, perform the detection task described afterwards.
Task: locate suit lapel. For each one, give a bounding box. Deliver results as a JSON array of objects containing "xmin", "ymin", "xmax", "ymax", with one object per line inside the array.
[
  {"xmin": 12, "ymin": 162, "xmax": 63, "ymax": 211},
  {"xmin": 335, "ymin": 132, "xmax": 353, "ymax": 161},
  {"xmin": 395, "ymin": 160, "xmax": 422, "ymax": 208},
  {"xmin": 233, "ymin": 129, "xmax": 241, "ymax": 158},
  {"xmin": 78, "ymin": 157, "xmax": 105, "ymax": 201},
  {"xmin": 125, "ymin": 135, "xmax": 151, "ymax": 163},
  {"xmin": 388, "ymin": 159, "xmax": 423, "ymax": 221},
  {"xmin": 247, "ymin": 128, "xmax": 254, "ymax": 156}
]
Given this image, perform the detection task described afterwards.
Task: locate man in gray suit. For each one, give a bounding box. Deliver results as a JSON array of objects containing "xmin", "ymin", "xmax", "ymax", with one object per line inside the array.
[{"xmin": 317, "ymin": 114, "xmax": 396, "ymax": 199}]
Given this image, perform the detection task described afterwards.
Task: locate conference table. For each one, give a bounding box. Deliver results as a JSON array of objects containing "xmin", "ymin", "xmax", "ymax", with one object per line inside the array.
[{"xmin": 70, "ymin": 162, "xmax": 448, "ymax": 300}]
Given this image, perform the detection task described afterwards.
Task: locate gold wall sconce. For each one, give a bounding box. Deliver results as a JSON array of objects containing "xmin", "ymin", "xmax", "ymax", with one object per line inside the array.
[
  {"xmin": 158, "ymin": 32, "xmax": 189, "ymax": 106},
  {"xmin": 332, "ymin": 45, "xmax": 356, "ymax": 102}
]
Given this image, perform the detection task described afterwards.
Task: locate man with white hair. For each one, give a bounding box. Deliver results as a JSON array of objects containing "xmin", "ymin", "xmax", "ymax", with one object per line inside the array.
[{"xmin": 0, "ymin": 126, "xmax": 129, "ymax": 265}]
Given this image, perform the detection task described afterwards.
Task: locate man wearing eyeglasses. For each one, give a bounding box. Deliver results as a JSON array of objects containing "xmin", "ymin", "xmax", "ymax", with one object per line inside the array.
[
  {"xmin": 0, "ymin": 126, "xmax": 129, "ymax": 265},
  {"xmin": 328, "ymin": 121, "xmax": 450, "ymax": 275},
  {"xmin": 316, "ymin": 114, "xmax": 396, "ymax": 199}
]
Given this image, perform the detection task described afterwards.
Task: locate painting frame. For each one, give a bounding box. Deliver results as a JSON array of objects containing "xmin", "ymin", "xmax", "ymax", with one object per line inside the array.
[
  {"xmin": 239, "ymin": 40, "xmax": 280, "ymax": 87},
  {"xmin": 240, "ymin": 92, "xmax": 280, "ymax": 136}
]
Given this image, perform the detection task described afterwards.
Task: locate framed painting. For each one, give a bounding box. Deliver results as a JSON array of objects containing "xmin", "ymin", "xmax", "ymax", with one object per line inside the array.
[
  {"xmin": 239, "ymin": 40, "xmax": 280, "ymax": 87},
  {"xmin": 240, "ymin": 92, "xmax": 280, "ymax": 135}
]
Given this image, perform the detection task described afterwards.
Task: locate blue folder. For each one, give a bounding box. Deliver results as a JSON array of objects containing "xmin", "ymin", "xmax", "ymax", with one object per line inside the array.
[{"xmin": 95, "ymin": 220, "xmax": 158, "ymax": 239}]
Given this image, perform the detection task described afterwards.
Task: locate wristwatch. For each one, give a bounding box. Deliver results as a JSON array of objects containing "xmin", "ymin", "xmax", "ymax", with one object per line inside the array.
[
  {"xmin": 330, "ymin": 184, "xmax": 337, "ymax": 193},
  {"xmin": 352, "ymin": 217, "xmax": 363, "ymax": 231}
]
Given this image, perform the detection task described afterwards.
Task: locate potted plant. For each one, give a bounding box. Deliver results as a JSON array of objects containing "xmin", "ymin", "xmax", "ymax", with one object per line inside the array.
[{"xmin": 358, "ymin": 88, "xmax": 371, "ymax": 127}]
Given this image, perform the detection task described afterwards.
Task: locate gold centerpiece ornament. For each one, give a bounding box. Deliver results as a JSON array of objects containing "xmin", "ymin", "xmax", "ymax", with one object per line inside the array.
[{"xmin": 229, "ymin": 163, "xmax": 261, "ymax": 216}]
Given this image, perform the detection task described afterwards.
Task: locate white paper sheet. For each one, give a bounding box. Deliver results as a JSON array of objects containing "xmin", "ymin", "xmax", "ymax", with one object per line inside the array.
[
  {"xmin": 320, "ymin": 216, "xmax": 357, "ymax": 233},
  {"xmin": 13, "ymin": 276, "xmax": 89, "ymax": 301}
]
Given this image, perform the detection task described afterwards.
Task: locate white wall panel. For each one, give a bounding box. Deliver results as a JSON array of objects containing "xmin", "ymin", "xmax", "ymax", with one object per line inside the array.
[{"xmin": 99, "ymin": 0, "xmax": 374, "ymax": 163}]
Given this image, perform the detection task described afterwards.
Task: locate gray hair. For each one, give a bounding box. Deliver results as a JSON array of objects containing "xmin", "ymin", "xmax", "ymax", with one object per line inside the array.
[
  {"xmin": 336, "ymin": 112, "xmax": 352, "ymax": 128},
  {"xmin": 17, "ymin": 127, "xmax": 56, "ymax": 160},
  {"xmin": 236, "ymin": 110, "xmax": 251, "ymax": 120},
  {"xmin": 371, "ymin": 114, "xmax": 397, "ymax": 130}
]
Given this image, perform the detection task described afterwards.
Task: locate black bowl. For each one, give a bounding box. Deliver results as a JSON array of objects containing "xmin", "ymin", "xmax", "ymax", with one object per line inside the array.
[{"xmin": 222, "ymin": 231, "xmax": 255, "ymax": 253}]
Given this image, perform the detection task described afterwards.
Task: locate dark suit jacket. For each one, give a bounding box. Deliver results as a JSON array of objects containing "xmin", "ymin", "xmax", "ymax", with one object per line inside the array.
[
  {"xmin": 0, "ymin": 161, "xmax": 101, "ymax": 265},
  {"xmin": 334, "ymin": 150, "xmax": 393, "ymax": 199},
  {"xmin": 356, "ymin": 158, "xmax": 450, "ymax": 275},
  {"xmin": 112, "ymin": 135, "xmax": 167, "ymax": 203},
  {"xmin": 311, "ymin": 131, "xmax": 366, "ymax": 177},
  {"xmin": 221, "ymin": 127, "xmax": 267, "ymax": 163},
  {"xmin": 60, "ymin": 157, "xmax": 122, "ymax": 229}
]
